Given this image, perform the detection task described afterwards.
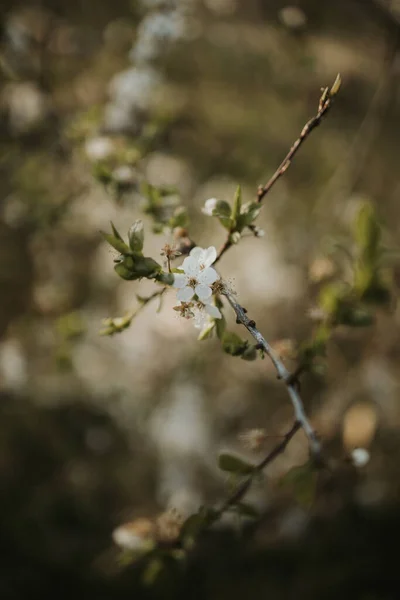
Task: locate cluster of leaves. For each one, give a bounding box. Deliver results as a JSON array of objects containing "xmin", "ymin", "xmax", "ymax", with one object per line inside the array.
[
  {"xmin": 55, "ymin": 311, "xmax": 86, "ymax": 370},
  {"xmin": 140, "ymin": 182, "xmax": 189, "ymax": 234},
  {"xmin": 101, "ymin": 220, "xmax": 173, "ymax": 285},
  {"xmin": 300, "ymin": 202, "xmax": 393, "ymax": 371},
  {"xmin": 206, "ymin": 185, "xmax": 263, "ymax": 244}
]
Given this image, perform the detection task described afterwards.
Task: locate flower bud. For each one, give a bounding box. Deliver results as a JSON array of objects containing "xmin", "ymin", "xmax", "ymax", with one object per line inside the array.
[{"xmin": 128, "ymin": 220, "xmax": 145, "ymax": 254}]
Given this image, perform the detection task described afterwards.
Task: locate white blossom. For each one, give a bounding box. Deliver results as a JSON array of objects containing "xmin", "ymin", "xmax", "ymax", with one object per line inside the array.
[
  {"xmin": 202, "ymin": 198, "xmax": 218, "ymax": 216},
  {"xmin": 173, "ymin": 246, "xmax": 219, "ymax": 303},
  {"xmin": 85, "ymin": 136, "xmax": 114, "ymax": 161}
]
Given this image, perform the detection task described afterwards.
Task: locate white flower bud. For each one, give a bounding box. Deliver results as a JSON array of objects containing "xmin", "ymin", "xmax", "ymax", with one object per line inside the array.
[{"xmin": 202, "ymin": 198, "xmax": 218, "ymax": 216}]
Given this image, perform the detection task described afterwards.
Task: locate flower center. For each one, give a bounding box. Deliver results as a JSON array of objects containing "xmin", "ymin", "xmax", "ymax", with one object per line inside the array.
[{"xmin": 188, "ymin": 276, "xmax": 198, "ymax": 288}]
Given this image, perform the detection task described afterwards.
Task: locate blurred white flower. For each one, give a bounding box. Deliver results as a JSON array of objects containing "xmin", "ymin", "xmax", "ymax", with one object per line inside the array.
[
  {"xmin": 173, "ymin": 246, "xmax": 219, "ymax": 302},
  {"xmin": 85, "ymin": 136, "xmax": 114, "ymax": 161},
  {"xmin": 351, "ymin": 447, "xmax": 370, "ymax": 468},
  {"xmin": 112, "ymin": 518, "xmax": 155, "ymax": 551},
  {"xmin": 202, "ymin": 198, "xmax": 218, "ymax": 216},
  {"xmin": 112, "ymin": 165, "xmax": 136, "ymax": 185}
]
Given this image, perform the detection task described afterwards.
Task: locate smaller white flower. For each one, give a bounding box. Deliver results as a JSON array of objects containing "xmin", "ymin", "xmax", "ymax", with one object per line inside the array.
[
  {"xmin": 351, "ymin": 447, "xmax": 370, "ymax": 468},
  {"xmin": 202, "ymin": 198, "xmax": 218, "ymax": 216},
  {"xmin": 192, "ymin": 302, "xmax": 222, "ymax": 329},
  {"xmin": 173, "ymin": 246, "xmax": 219, "ymax": 302}
]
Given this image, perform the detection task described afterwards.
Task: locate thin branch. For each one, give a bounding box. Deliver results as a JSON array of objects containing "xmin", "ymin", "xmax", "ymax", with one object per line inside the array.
[
  {"xmin": 214, "ymin": 79, "xmax": 339, "ymax": 265},
  {"xmin": 256, "ymin": 84, "xmax": 336, "ymax": 204},
  {"xmin": 223, "ymin": 289, "xmax": 321, "ymax": 458},
  {"xmin": 215, "ymin": 420, "xmax": 301, "ymax": 518}
]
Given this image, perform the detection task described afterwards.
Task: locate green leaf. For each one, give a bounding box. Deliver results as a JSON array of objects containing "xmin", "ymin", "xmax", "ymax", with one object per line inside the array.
[
  {"xmin": 354, "ymin": 202, "xmax": 381, "ymax": 265},
  {"xmin": 280, "ymin": 461, "xmax": 318, "ymax": 509},
  {"xmin": 169, "ymin": 206, "xmax": 189, "ymax": 229},
  {"xmin": 134, "ymin": 256, "xmax": 162, "ymax": 278},
  {"xmin": 180, "ymin": 508, "xmax": 217, "ymax": 549},
  {"xmin": 238, "ymin": 202, "xmax": 262, "ymax": 229},
  {"xmin": 241, "ymin": 344, "xmax": 258, "ymax": 361},
  {"xmin": 215, "ymin": 313, "xmax": 226, "ymax": 340},
  {"xmin": 111, "ymin": 222, "xmax": 125, "ymax": 243},
  {"xmin": 114, "ymin": 261, "xmax": 139, "ymax": 280},
  {"xmin": 93, "ymin": 162, "xmax": 112, "ymax": 185},
  {"xmin": 218, "ymin": 452, "xmax": 255, "ymax": 475},
  {"xmin": 318, "ymin": 282, "xmax": 347, "ymax": 316},
  {"xmin": 101, "ymin": 231, "xmax": 131, "ymax": 255},
  {"xmin": 142, "ymin": 557, "xmax": 164, "ymax": 587},
  {"xmin": 221, "ymin": 331, "xmax": 247, "ymax": 356},
  {"xmin": 231, "ymin": 185, "xmax": 242, "ymax": 227},
  {"xmin": 157, "ymin": 272, "xmax": 174, "ymax": 285}
]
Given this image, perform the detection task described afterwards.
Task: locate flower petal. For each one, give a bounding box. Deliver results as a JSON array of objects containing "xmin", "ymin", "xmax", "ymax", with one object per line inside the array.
[
  {"xmin": 182, "ymin": 255, "xmax": 200, "ymax": 276},
  {"xmin": 193, "ymin": 308, "xmax": 207, "ymax": 329},
  {"xmin": 177, "ymin": 286, "xmax": 194, "ymax": 302},
  {"xmin": 189, "ymin": 247, "xmax": 204, "ymax": 259},
  {"xmin": 205, "ymin": 304, "xmax": 222, "ymax": 319},
  {"xmin": 195, "ymin": 283, "xmax": 212, "ymax": 301},
  {"xmin": 173, "ymin": 273, "xmax": 187, "ymax": 288},
  {"xmin": 198, "ymin": 267, "xmax": 219, "ymax": 285},
  {"xmin": 201, "ymin": 246, "xmax": 217, "ymax": 268}
]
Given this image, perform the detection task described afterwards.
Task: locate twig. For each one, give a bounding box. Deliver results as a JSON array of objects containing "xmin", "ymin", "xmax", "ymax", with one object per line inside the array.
[
  {"xmin": 223, "ymin": 289, "xmax": 321, "ymax": 457},
  {"xmin": 216, "ymin": 421, "xmax": 301, "ymax": 518},
  {"xmin": 256, "ymin": 84, "xmax": 335, "ymax": 204},
  {"xmin": 214, "ymin": 79, "xmax": 339, "ymax": 264}
]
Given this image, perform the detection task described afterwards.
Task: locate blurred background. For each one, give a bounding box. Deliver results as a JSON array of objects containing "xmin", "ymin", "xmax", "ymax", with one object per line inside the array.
[{"xmin": 1, "ymin": 0, "xmax": 400, "ymax": 598}]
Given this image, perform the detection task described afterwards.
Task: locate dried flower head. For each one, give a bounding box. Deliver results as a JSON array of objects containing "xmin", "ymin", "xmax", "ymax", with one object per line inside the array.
[
  {"xmin": 238, "ymin": 428, "xmax": 268, "ymax": 452},
  {"xmin": 156, "ymin": 507, "xmax": 185, "ymax": 543}
]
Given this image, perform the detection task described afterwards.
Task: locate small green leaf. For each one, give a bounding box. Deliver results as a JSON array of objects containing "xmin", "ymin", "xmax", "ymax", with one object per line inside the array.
[
  {"xmin": 114, "ymin": 262, "xmax": 139, "ymax": 280},
  {"xmin": 134, "ymin": 256, "xmax": 162, "ymax": 278},
  {"xmin": 215, "ymin": 313, "xmax": 226, "ymax": 340},
  {"xmin": 221, "ymin": 331, "xmax": 247, "ymax": 356},
  {"xmin": 354, "ymin": 203, "xmax": 381, "ymax": 265},
  {"xmin": 218, "ymin": 452, "xmax": 255, "ymax": 475},
  {"xmin": 280, "ymin": 461, "xmax": 318, "ymax": 509},
  {"xmin": 101, "ymin": 231, "xmax": 131, "ymax": 255},
  {"xmin": 157, "ymin": 272, "xmax": 174, "ymax": 285},
  {"xmin": 231, "ymin": 185, "xmax": 242, "ymax": 227},
  {"xmin": 180, "ymin": 508, "xmax": 217, "ymax": 549},
  {"xmin": 238, "ymin": 202, "xmax": 262, "ymax": 228},
  {"xmin": 111, "ymin": 222, "xmax": 125, "ymax": 242},
  {"xmin": 142, "ymin": 557, "xmax": 164, "ymax": 587},
  {"xmin": 241, "ymin": 344, "xmax": 258, "ymax": 361},
  {"xmin": 169, "ymin": 206, "xmax": 189, "ymax": 229}
]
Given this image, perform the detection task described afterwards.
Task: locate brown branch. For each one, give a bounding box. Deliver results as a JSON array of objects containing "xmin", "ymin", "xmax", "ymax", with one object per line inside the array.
[
  {"xmin": 256, "ymin": 84, "xmax": 336, "ymax": 204},
  {"xmin": 214, "ymin": 77, "xmax": 340, "ymax": 265},
  {"xmin": 223, "ymin": 289, "xmax": 321, "ymax": 458},
  {"xmin": 215, "ymin": 420, "xmax": 301, "ymax": 518}
]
